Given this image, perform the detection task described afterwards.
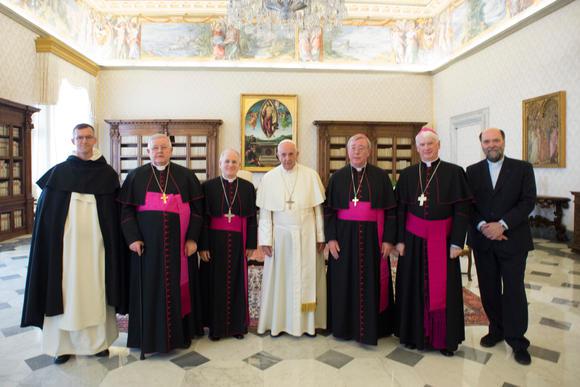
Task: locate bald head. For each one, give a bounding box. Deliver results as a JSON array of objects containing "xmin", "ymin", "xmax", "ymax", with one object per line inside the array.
[{"xmin": 480, "ymin": 127, "xmax": 505, "ymax": 162}]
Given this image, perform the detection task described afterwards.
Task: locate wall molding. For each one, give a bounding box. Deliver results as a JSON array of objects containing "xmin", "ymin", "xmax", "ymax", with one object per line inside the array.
[{"xmin": 35, "ymin": 37, "xmax": 99, "ymax": 77}]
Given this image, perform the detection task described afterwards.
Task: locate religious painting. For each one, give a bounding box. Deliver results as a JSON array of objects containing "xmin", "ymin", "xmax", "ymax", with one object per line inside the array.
[
  {"xmin": 241, "ymin": 94, "xmax": 297, "ymax": 171},
  {"xmin": 522, "ymin": 91, "xmax": 566, "ymax": 168}
]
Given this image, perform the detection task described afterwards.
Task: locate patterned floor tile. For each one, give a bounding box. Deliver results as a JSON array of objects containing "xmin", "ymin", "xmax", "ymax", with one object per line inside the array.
[
  {"xmin": 11, "ymin": 255, "xmax": 28, "ymax": 260},
  {"xmin": 561, "ymin": 283, "xmax": 580, "ymax": 289},
  {"xmin": 16, "ymin": 288, "xmax": 25, "ymax": 295},
  {"xmin": 530, "ymin": 271, "xmax": 551, "ymax": 277},
  {"xmin": 0, "ymin": 302, "xmax": 10, "ymax": 310},
  {"xmin": 569, "ymin": 270, "xmax": 580, "ymax": 275},
  {"xmin": 1, "ymin": 274, "xmax": 20, "ymax": 280},
  {"xmin": 539, "ymin": 261, "xmax": 558, "ymax": 266},
  {"xmin": 539, "ymin": 317, "xmax": 571, "ymax": 331},
  {"xmin": 551, "ymin": 297, "xmax": 579, "ymax": 307},
  {"xmin": 524, "ymin": 283, "xmax": 542, "ymax": 290},
  {"xmin": 386, "ymin": 347, "xmax": 423, "ymax": 367},
  {"xmin": 1, "ymin": 325, "xmax": 34, "ymax": 337},
  {"xmin": 244, "ymin": 351, "xmax": 282, "ymax": 371},
  {"xmin": 316, "ymin": 349, "xmax": 354, "ymax": 369},
  {"xmin": 502, "ymin": 383, "xmax": 519, "ymax": 387},
  {"xmin": 456, "ymin": 346, "xmax": 492, "ymax": 365},
  {"xmin": 528, "ymin": 345, "xmax": 560, "ymax": 363},
  {"xmin": 99, "ymin": 354, "xmax": 138, "ymax": 370},
  {"xmin": 171, "ymin": 351, "xmax": 210, "ymax": 369},
  {"xmin": 24, "ymin": 354, "xmax": 54, "ymax": 371}
]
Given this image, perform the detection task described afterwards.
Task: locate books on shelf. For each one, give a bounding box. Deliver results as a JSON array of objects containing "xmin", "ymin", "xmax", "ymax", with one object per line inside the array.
[
  {"xmin": 0, "ymin": 181, "xmax": 8, "ymax": 196},
  {"xmin": 377, "ymin": 137, "xmax": 393, "ymax": 145},
  {"xmin": 14, "ymin": 210, "xmax": 22, "ymax": 228},
  {"xmin": 190, "ymin": 160, "xmax": 206, "ymax": 169},
  {"xmin": 172, "ymin": 146, "xmax": 187, "ymax": 156},
  {"xmin": 13, "ymin": 163, "xmax": 21, "ymax": 178},
  {"xmin": 190, "ymin": 146, "xmax": 206, "ymax": 156},
  {"xmin": 0, "ymin": 125, "xmax": 7, "ymax": 136},
  {"xmin": 120, "ymin": 146, "xmax": 138, "ymax": 157},
  {"xmin": 12, "ymin": 140, "xmax": 20, "ymax": 157},
  {"xmin": 173, "ymin": 159, "xmax": 187, "ymax": 167},
  {"xmin": 121, "ymin": 159, "xmax": 139, "ymax": 170},
  {"xmin": 396, "ymin": 138, "xmax": 412, "ymax": 145},
  {"xmin": 190, "ymin": 136, "xmax": 206, "ymax": 144},
  {"xmin": 377, "ymin": 161, "xmax": 393, "ymax": 170},
  {"xmin": 330, "ymin": 160, "xmax": 346, "ymax": 170},
  {"xmin": 0, "ymin": 161, "xmax": 7, "ymax": 178},
  {"xmin": 121, "ymin": 135, "xmax": 138, "ymax": 144},
  {"xmin": 0, "ymin": 138, "xmax": 8, "ymax": 157},
  {"xmin": 377, "ymin": 148, "xmax": 392, "ymax": 157},
  {"xmin": 13, "ymin": 180, "xmax": 21, "ymax": 195},
  {"xmin": 396, "ymin": 149, "xmax": 412, "ymax": 157},
  {"xmin": 330, "ymin": 148, "xmax": 346, "ymax": 157},
  {"xmin": 0, "ymin": 213, "xmax": 9, "ymax": 231},
  {"xmin": 330, "ymin": 136, "xmax": 346, "ymax": 144}
]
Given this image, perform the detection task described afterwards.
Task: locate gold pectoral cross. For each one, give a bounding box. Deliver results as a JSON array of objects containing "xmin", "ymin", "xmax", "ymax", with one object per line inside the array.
[
  {"xmin": 352, "ymin": 196, "xmax": 359, "ymax": 207},
  {"xmin": 225, "ymin": 209, "xmax": 235, "ymax": 223},
  {"xmin": 418, "ymin": 193, "xmax": 427, "ymax": 207},
  {"xmin": 161, "ymin": 192, "xmax": 168, "ymax": 204}
]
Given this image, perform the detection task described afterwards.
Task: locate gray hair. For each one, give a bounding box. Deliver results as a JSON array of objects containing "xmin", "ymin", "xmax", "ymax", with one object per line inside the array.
[
  {"xmin": 147, "ymin": 133, "xmax": 172, "ymax": 149},
  {"xmin": 415, "ymin": 130, "xmax": 440, "ymax": 145},
  {"xmin": 277, "ymin": 139, "xmax": 297, "ymax": 152},
  {"xmin": 219, "ymin": 148, "xmax": 241, "ymax": 163},
  {"xmin": 347, "ymin": 133, "xmax": 371, "ymax": 150}
]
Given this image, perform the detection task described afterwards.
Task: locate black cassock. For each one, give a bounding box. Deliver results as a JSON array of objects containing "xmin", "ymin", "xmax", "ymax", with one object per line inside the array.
[
  {"xmin": 199, "ymin": 177, "xmax": 257, "ymax": 338},
  {"xmin": 325, "ymin": 164, "xmax": 397, "ymax": 345},
  {"xmin": 395, "ymin": 159, "xmax": 472, "ymax": 351},
  {"xmin": 119, "ymin": 162, "xmax": 204, "ymax": 353},
  {"xmin": 21, "ymin": 155, "xmax": 127, "ymax": 328}
]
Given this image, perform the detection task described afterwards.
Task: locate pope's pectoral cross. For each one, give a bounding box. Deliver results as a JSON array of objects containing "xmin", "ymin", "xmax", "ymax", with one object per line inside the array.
[
  {"xmin": 225, "ymin": 209, "xmax": 235, "ymax": 223},
  {"xmin": 418, "ymin": 193, "xmax": 427, "ymax": 207},
  {"xmin": 161, "ymin": 192, "xmax": 168, "ymax": 204},
  {"xmin": 286, "ymin": 198, "xmax": 295, "ymax": 209},
  {"xmin": 352, "ymin": 196, "xmax": 360, "ymax": 207}
]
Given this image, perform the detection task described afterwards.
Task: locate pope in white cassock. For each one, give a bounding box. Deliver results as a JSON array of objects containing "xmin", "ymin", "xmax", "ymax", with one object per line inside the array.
[{"xmin": 256, "ymin": 140, "xmax": 326, "ymax": 337}]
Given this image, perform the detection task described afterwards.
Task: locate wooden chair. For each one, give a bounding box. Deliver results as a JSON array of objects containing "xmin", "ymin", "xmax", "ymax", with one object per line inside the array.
[{"xmin": 458, "ymin": 245, "xmax": 473, "ymax": 281}]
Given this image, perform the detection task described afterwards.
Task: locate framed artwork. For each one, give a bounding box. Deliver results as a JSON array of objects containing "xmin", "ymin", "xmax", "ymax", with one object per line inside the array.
[
  {"xmin": 522, "ymin": 91, "xmax": 566, "ymax": 168},
  {"xmin": 240, "ymin": 94, "xmax": 298, "ymax": 171}
]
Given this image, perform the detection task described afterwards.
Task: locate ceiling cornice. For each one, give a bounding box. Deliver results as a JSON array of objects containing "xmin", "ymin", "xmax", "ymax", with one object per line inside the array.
[{"xmin": 35, "ymin": 37, "xmax": 100, "ymax": 76}]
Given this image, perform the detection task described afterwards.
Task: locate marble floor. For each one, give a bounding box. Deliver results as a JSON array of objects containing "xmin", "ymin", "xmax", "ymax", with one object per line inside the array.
[{"xmin": 1, "ymin": 235, "xmax": 579, "ymax": 386}]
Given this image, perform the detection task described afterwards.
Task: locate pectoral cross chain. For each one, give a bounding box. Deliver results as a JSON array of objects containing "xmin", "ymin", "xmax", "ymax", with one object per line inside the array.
[
  {"xmin": 225, "ymin": 209, "xmax": 235, "ymax": 223},
  {"xmin": 417, "ymin": 193, "xmax": 427, "ymax": 206}
]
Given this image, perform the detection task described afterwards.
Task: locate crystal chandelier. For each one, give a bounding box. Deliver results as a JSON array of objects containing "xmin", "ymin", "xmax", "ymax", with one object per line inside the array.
[{"xmin": 227, "ymin": 0, "xmax": 347, "ymax": 31}]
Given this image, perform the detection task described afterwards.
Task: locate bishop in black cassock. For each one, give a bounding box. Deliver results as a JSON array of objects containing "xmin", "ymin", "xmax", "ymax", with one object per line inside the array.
[
  {"xmin": 199, "ymin": 149, "xmax": 257, "ymax": 340},
  {"xmin": 119, "ymin": 134, "xmax": 204, "ymax": 354},
  {"xmin": 394, "ymin": 127, "xmax": 472, "ymax": 356},
  {"xmin": 325, "ymin": 134, "xmax": 397, "ymax": 346}
]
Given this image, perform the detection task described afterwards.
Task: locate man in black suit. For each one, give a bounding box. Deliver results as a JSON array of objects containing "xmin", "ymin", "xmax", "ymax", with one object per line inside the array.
[{"xmin": 466, "ymin": 128, "xmax": 536, "ymax": 366}]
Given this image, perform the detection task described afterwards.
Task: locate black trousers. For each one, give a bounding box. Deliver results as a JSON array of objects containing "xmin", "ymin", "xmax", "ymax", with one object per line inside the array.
[{"xmin": 473, "ymin": 248, "xmax": 530, "ymax": 351}]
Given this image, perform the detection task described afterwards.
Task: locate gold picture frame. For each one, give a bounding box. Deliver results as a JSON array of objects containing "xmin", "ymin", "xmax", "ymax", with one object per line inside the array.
[
  {"xmin": 240, "ymin": 94, "xmax": 298, "ymax": 171},
  {"xmin": 522, "ymin": 91, "xmax": 566, "ymax": 168}
]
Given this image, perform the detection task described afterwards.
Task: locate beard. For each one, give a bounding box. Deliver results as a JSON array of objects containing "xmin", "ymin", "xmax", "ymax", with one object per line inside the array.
[{"xmin": 485, "ymin": 149, "xmax": 503, "ymax": 162}]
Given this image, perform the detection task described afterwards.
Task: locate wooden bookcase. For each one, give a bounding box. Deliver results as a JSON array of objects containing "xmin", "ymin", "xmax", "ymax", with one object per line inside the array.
[
  {"xmin": 106, "ymin": 119, "xmax": 222, "ymax": 182},
  {"xmin": 314, "ymin": 120, "xmax": 426, "ymax": 186},
  {"xmin": 0, "ymin": 98, "xmax": 39, "ymax": 241}
]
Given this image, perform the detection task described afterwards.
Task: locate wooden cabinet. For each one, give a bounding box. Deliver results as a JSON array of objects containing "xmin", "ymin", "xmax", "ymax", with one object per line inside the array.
[
  {"xmin": 107, "ymin": 119, "xmax": 222, "ymax": 182},
  {"xmin": 0, "ymin": 98, "xmax": 39, "ymax": 241},
  {"xmin": 314, "ymin": 120, "xmax": 426, "ymax": 186},
  {"xmin": 571, "ymin": 192, "xmax": 580, "ymax": 253}
]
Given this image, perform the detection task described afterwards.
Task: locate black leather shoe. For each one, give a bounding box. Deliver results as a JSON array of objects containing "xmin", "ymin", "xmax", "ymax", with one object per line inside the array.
[
  {"xmin": 94, "ymin": 349, "xmax": 109, "ymax": 357},
  {"xmin": 404, "ymin": 343, "xmax": 417, "ymax": 350},
  {"xmin": 480, "ymin": 334, "xmax": 503, "ymax": 348},
  {"xmin": 514, "ymin": 349, "xmax": 531, "ymax": 365},
  {"xmin": 209, "ymin": 336, "xmax": 220, "ymax": 341},
  {"xmin": 54, "ymin": 354, "xmax": 71, "ymax": 364},
  {"xmin": 233, "ymin": 334, "xmax": 244, "ymax": 340},
  {"xmin": 440, "ymin": 349, "xmax": 454, "ymax": 357}
]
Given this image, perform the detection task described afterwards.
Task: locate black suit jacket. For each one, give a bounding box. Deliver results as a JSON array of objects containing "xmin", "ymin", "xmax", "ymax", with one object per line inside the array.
[{"xmin": 466, "ymin": 157, "xmax": 536, "ymax": 255}]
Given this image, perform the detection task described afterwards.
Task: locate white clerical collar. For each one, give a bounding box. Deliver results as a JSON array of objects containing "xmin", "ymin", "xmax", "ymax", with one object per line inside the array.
[
  {"xmin": 153, "ymin": 163, "xmax": 169, "ymax": 171},
  {"xmin": 282, "ymin": 164, "xmax": 298, "ymax": 174},
  {"xmin": 350, "ymin": 163, "xmax": 367, "ymax": 172},
  {"xmin": 222, "ymin": 175, "xmax": 237, "ymax": 182},
  {"xmin": 72, "ymin": 147, "xmax": 102, "ymax": 161},
  {"xmin": 486, "ymin": 157, "xmax": 505, "ymax": 167},
  {"xmin": 422, "ymin": 158, "xmax": 439, "ymax": 168}
]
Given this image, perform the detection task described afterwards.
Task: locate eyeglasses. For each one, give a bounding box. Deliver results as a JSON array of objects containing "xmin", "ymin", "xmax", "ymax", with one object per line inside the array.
[
  {"xmin": 150, "ymin": 145, "xmax": 170, "ymax": 152},
  {"xmin": 74, "ymin": 135, "xmax": 95, "ymax": 141}
]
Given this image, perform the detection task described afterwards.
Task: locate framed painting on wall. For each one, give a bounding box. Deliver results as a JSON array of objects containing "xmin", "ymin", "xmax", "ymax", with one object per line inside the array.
[
  {"xmin": 241, "ymin": 94, "xmax": 298, "ymax": 171},
  {"xmin": 522, "ymin": 91, "xmax": 566, "ymax": 168}
]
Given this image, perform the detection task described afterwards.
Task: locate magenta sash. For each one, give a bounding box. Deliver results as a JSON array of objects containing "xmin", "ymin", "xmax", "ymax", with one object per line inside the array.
[
  {"xmin": 337, "ymin": 201, "xmax": 389, "ymax": 312},
  {"xmin": 137, "ymin": 192, "xmax": 191, "ymax": 318},
  {"xmin": 209, "ymin": 215, "xmax": 249, "ymax": 325},
  {"xmin": 405, "ymin": 212, "xmax": 452, "ymax": 312}
]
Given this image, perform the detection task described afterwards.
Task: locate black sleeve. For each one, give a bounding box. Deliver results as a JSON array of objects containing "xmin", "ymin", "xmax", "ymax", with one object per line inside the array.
[
  {"xmin": 502, "ymin": 163, "xmax": 537, "ymax": 229},
  {"xmin": 187, "ymin": 196, "xmax": 204, "ymax": 242},
  {"xmin": 466, "ymin": 165, "xmax": 485, "ymax": 227},
  {"xmin": 324, "ymin": 178, "xmax": 338, "ymax": 242},
  {"xmin": 246, "ymin": 188, "xmax": 258, "ymax": 249},
  {"xmin": 395, "ymin": 172, "xmax": 408, "ymax": 244},
  {"xmin": 120, "ymin": 203, "xmax": 143, "ymax": 245},
  {"xmin": 450, "ymin": 199, "xmax": 471, "ymax": 247}
]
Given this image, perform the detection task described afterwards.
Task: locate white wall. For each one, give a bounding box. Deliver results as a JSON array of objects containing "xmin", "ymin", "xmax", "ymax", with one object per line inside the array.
[
  {"xmin": 0, "ymin": 12, "xmax": 38, "ymax": 105},
  {"xmin": 433, "ymin": 0, "xmax": 580, "ymax": 230},
  {"xmin": 96, "ymin": 69, "xmax": 433, "ymax": 172}
]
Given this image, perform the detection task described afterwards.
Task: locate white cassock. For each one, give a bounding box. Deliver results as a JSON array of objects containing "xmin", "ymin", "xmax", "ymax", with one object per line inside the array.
[
  {"xmin": 256, "ymin": 163, "xmax": 326, "ymax": 336},
  {"xmin": 42, "ymin": 150, "xmax": 118, "ymax": 356}
]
